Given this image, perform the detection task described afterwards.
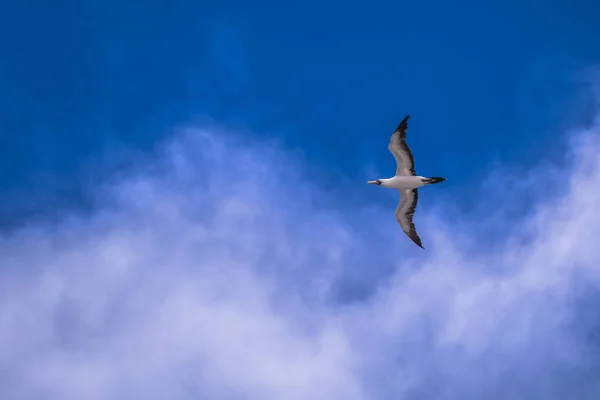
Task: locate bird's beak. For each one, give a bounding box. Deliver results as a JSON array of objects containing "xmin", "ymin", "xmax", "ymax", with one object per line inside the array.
[{"xmin": 367, "ymin": 180, "xmax": 378, "ymax": 185}]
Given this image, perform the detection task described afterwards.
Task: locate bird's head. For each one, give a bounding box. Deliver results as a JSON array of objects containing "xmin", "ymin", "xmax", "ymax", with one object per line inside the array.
[{"xmin": 367, "ymin": 180, "xmax": 382, "ymax": 185}]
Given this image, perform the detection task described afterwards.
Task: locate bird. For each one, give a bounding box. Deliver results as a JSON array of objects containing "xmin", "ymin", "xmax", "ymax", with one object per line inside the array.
[{"xmin": 368, "ymin": 115, "xmax": 446, "ymax": 248}]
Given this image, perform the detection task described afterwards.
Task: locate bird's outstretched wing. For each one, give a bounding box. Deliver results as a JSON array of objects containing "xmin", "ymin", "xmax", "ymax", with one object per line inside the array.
[
  {"xmin": 388, "ymin": 115, "xmax": 416, "ymax": 176},
  {"xmin": 394, "ymin": 188, "xmax": 423, "ymax": 248}
]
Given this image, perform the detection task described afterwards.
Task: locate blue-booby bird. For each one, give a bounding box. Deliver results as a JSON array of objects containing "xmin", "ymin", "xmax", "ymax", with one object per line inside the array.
[{"xmin": 368, "ymin": 115, "xmax": 446, "ymax": 248}]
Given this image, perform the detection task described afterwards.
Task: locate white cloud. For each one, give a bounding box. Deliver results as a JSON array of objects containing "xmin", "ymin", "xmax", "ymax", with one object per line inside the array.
[{"xmin": 1, "ymin": 117, "xmax": 600, "ymax": 399}]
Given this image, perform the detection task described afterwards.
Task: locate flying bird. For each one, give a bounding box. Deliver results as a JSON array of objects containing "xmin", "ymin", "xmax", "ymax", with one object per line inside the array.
[{"xmin": 368, "ymin": 115, "xmax": 446, "ymax": 248}]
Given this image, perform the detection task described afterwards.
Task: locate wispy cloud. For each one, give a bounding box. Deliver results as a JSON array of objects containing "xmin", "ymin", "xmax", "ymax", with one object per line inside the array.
[{"xmin": 1, "ymin": 113, "xmax": 600, "ymax": 399}]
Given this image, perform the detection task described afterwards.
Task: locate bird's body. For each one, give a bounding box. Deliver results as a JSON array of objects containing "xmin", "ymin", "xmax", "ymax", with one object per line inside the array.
[
  {"xmin": 368, "ymin": 115, "xmax": 446, "ymax": 248},
  {"xmin": 372, "ymin": 175, "xmax": 428, "ymax": 190}
]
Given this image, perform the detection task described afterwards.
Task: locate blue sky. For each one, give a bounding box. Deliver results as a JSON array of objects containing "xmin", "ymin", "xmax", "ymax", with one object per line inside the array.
[
  {"xmin": 1, "ymin": 0, "xmax": 600, "ymax": 223},
  {"xmin": 2, "ymin": 1, "xmax": 600, "ymax": 399}
]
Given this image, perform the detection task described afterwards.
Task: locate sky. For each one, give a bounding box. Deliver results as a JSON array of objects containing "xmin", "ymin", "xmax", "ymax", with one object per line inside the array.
[{"xmin": 1, "ymin": 1, "xmax": 600, "ymax": 399}]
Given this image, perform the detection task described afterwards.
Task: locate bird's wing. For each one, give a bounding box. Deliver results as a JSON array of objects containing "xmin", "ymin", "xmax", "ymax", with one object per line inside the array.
[
  {"xmin": 394, "ymin": 188, "xmax": 423, "ymax": 248},
  {"xmin": 388, "ymin": 114, "xmax": 417, "ymax": 176}
]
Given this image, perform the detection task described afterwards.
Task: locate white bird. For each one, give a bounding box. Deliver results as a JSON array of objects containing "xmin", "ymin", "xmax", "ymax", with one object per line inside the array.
[{"xmin": 368, "ymin": 115, "xmax": 446, "ymax": 248}]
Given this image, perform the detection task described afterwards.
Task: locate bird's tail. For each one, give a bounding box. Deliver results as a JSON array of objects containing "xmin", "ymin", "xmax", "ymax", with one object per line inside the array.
[{"xmin": 423, "ymin": 177, "xmax": 446, "ymax": 185}]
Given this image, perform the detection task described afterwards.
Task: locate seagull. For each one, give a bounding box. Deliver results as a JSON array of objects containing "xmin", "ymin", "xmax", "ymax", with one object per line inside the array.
[{"xmin": 368, "ymin": 115, "xmax": 446, "ymax": 248}]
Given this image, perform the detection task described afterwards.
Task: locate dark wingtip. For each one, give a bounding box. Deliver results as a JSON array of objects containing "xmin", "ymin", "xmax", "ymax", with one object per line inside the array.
[
  {"xmin": 395, "ymin": 114, "xmax": 411, "ymax": 133},
  {"xmin": 408, "ymin": 234, "xmax": 424, "ymax": 249}
]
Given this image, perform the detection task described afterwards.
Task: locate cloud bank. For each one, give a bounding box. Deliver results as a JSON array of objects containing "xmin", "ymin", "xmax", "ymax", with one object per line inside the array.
[{"xmin": 1, "ymin": 115, "xmax": 600, "ymax": 400}]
